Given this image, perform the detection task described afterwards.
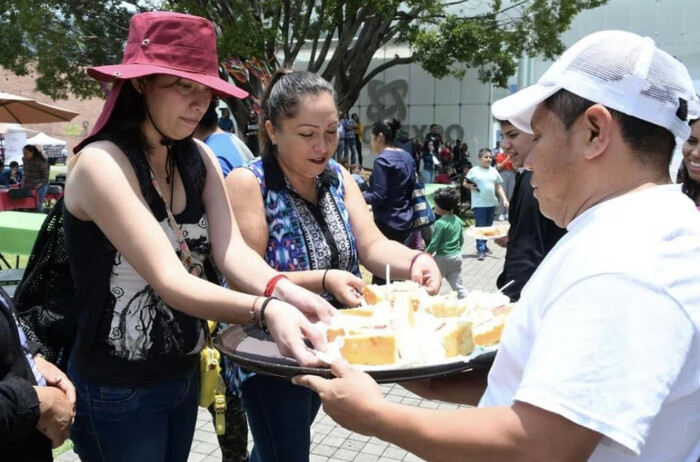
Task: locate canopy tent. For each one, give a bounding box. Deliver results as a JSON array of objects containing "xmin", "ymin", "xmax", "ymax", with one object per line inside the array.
[
  {"xmin": 26, "ymin": 132, "xmax": 66, "ymax": 146},
  {"xmin": 0, "ymin": 123, "xmax": 38, "ymax": 136}
]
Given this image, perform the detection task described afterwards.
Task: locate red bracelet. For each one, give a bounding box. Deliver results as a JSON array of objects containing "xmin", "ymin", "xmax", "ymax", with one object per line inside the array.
[
  {"xmin": 409, "ymin": 252, "xmax": 430, "ymax": 274},
  {"xmin": 264, "ymin": 274, "xmax": 289, "ymax": 297}
]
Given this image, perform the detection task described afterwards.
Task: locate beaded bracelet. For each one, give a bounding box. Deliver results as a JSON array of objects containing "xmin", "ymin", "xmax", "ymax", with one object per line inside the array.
[
  {"xmin": 322, "ymin": 269, "xmax": 330, "ymax": 292},
  {"xmin": 259, "ymin": 296, "xmax": 280, "ymax": 335},
  {"xmin": 264, "ymin": 274, "xmax": 289, "ymax": 297}
]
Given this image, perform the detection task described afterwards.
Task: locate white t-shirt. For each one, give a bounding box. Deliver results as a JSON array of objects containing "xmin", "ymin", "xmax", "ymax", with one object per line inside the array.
[
  {"xmin": 466, "ymin": 166, "xmax": 503, "ymax": 208},
  {"xmin": 480, "ymin": 185, "xmax": 700, "ymax": 462}
]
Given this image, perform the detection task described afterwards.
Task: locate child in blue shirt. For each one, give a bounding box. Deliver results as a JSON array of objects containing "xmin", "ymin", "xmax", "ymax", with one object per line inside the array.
[{"xmin": 464, "ymin": 148, "xmax": 509, "ymax": 260}]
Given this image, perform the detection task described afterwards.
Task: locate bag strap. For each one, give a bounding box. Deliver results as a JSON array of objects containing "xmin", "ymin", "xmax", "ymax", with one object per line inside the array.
[{"xmin": 146, "ymin": 167, "xmax": 212, "ymax": 344}]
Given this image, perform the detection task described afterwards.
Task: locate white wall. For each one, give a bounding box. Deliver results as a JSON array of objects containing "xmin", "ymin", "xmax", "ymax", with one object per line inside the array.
[{"xmin": 297, "ymin": 0, "xmax": 700, "ymax": 168}]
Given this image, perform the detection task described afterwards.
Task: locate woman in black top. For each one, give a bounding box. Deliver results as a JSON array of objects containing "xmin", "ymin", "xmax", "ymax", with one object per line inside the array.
[{"xmin": 64, "ymin": 12, "xmax": 334, "ymax": 462}]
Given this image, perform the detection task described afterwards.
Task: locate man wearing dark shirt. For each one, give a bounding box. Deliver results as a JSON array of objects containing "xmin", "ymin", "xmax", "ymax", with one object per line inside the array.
[
  {"xmin": 8, "ymin": 161, "xmax": 22, "ymax": 185},
  {"xmin": 423, "ymin": 124, "xmax": 443, "ymax": 150},
  {"xmin": 0, "ymin": 287, "xmax": 75, "ymax": 460},
  {"xmin": 494, "ymin": 119, "xmax": 567, "ymax": 301},
  {"xmin": 245, "ymin": 111, "xmax": 260, "ymax": 156},
  {"xmin": 218, "ymin": 107, "xmax": 235, "ymax": 133},
  {"xmin": 0, "ymin": 161, "xmax": 10, "ymax": 187}
]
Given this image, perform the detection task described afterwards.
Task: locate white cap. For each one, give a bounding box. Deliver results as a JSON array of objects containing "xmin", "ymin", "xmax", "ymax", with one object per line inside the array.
[{"xmin": 492, "ymin": 30, "xmax": 700, "ymax": 140}]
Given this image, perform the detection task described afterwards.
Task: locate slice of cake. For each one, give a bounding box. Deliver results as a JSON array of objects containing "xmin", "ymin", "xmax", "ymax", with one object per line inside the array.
[
  {"xmin": 472, "ymin": 317, "xmax": 506, "ymax": 346},
  {"xmin": 326, "ymin": 327, "xmax": 346, "ymax": 342},
  {"xmin": 341, "ymin": 307, "xmax": 375, "ymax": 317},
  {"xmin": 338, "ymin": 330, "xmax": 398, "ymax": 365},
  {"xmin": 424, "ymin": 293, "xmax": 460, "ymax": 318},
  {"xmin": 439, "ymin": 320, "xmax": 475, "ymax": 357},
  {"xmin": 361, "ymin": 285, "xmax": 387, "ymax": 305}
]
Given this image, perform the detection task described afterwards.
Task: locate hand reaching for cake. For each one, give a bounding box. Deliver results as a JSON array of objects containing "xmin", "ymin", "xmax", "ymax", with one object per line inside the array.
[
  {"xmin": 273, "ymin": 277, "xmax": 337, "ymax": 323},
  {"xmin": 293, "ymin": 358, "xmax": 389, "ymax": 435},
  {"xmin": 265, "ymin": 298, "xmax": 327, "ymax": 366},
  {"xmin": 324, "ymin": 270, "xmax": 364, "ymax": 307},
  {"xmin": 409, "ymin": 253, "xmax": 442, "ymax": 295}
]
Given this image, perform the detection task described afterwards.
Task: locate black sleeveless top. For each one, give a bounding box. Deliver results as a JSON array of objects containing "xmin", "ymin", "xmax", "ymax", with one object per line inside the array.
[{"xmin": 65, "ymin": 133, "xmax": 210, "ymax": 387}]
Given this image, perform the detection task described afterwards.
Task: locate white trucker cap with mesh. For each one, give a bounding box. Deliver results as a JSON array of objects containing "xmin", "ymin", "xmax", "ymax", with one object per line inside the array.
[{"xmin": 492, "ymin": 30, "xmax": 700, "ymax": 140}]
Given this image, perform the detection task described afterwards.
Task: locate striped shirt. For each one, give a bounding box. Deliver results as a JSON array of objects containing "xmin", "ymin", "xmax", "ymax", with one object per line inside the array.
[{"xmin": 21, "ymin": 157, "xmax": 50, "ymax": 189}]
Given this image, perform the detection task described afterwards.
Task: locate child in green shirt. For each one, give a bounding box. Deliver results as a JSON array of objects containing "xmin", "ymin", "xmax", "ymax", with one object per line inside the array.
[{"xmin": 425, "ymin": 187, "xmax": 468, "ymax": 298}]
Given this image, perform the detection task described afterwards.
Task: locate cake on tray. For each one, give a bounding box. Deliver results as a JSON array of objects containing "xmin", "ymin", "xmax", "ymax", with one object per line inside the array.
[{"xmin": 320, "ymin": 282, "xmax": 514, "ymax": 367}]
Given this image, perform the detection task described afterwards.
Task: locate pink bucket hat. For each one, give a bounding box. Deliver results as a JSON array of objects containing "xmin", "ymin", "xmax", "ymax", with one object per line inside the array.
[{"xmin": 78, "ymin": 11, "xmax": 247, "ymax": 151}]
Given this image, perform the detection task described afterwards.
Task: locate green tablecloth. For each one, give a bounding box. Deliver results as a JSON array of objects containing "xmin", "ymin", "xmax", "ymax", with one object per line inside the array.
[{"xmin": 0, "ymin": 211, "xmax": 46, "ymax": 256}]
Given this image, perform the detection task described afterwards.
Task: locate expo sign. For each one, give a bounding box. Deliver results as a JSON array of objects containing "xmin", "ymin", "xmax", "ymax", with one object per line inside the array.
[{"xmin": 364, "ymin": 79, "xmax": 465, "ymax": 143}]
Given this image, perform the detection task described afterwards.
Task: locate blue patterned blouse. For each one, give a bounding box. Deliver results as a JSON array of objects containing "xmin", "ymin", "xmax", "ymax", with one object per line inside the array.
[
  {"xmin": 224, "ymin": 154, "xmax": 361, "ymax": 392},
  {"xmin": 246, "ymin": 154, "xmax": 360, "ymax": 285}
]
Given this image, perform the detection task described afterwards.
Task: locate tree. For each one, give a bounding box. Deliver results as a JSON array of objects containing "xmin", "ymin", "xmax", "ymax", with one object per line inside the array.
[
  {"xmin": 0, "ymin": 0, "xmax": 139, "ymax": 99},
  {"xmin": 0, "ymin": 0, "xmax": 608, "ymax": 128},
  {"xmin": 177, "ymin": 0, "xmax": 608, "ymax": 118}
]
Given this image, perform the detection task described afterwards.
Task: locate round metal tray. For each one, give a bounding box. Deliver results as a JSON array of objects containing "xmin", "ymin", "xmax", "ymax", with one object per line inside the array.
[{"xmin": 215, "ymin": 325, "xmax": 496, "ymax": 384}]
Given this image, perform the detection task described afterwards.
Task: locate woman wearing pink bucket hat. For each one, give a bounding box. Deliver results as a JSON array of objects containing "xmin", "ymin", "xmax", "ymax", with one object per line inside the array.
[{"xmin": 63, "ymin": 11, "xmax": 335, "ymax": 461}]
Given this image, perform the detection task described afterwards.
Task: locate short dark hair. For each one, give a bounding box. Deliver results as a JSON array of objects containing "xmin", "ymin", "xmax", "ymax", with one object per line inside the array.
[
  {"xmin": 434, "ymin": 187, "xmax": 459, "ymax": 211},
  {"xmin": 478, "ymin": 148, "xmax": 492, "ymax": 158},
  {"xmin": 543, "ymin": 89, "xmax": 676, "ymax": 169},
  {"xmin": 9, "ymin": 161, "xmax": 19, "ymax": 168}
]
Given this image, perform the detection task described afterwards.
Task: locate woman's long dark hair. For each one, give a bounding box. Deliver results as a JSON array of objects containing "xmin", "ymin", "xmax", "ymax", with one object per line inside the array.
[{"xmin": 23, "ymin": 144, "xmax": 46, "ymax": 161}]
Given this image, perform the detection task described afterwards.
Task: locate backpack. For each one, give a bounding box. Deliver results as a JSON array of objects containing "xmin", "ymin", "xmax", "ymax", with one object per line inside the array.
[
  {"xmin": 13, "ymin": 135, "xmax": 206, "ymax": 372},
  {"xmin": 13, "ymin": 197, "xmax": 113, "ymax": 371}
]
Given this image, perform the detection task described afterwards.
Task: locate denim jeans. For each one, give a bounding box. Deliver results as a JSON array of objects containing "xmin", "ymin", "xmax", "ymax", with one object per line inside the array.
[
  {"xmin": 421, "ymin": 169, "xmax": 435, "ymax": 184},
  {"xmin": 35, "ymin": 183, "xmax": 48, "ymax": 212},
  {"xmin": 472, "ymin": 206, "xmax": 495, "ymax": 253},
  {"xmin": 335, "ymin": 139, "xmax": 345, "ymax": 161},
  {"xmin": 241, "ymin": 373, "xmax": 321, "ymax": 462},
  {"xmin": 343, "ymin": 138, "xmax": 357, "ymax": 164},
  {"xmin": 68, "ymin": 362, "xmax": 199, "ymax": 462}
]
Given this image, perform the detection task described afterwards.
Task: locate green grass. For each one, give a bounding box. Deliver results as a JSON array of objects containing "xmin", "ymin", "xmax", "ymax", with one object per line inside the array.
[
  {"xmin": 49, "ymin": 163, "xmax": 67, "ymax": 181},
  {"xmin": 2, "ymin": 254, "xmax": 29, "ymax": 269}
]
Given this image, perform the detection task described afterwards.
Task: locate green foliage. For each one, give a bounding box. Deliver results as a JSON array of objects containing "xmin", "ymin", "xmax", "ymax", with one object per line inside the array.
[
  {"xmin": 0, "ymin": 0, "xmax": 137, "ymax": 99},
  {"xmin": 0, "ymin": 0, "xmax": 608, "ymax": 109}
]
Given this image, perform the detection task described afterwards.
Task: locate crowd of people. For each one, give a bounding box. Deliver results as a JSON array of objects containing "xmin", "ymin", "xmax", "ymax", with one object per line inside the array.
[{"xmin": 1, "ymin": 11, "xmax": 699, "ymax": 462}]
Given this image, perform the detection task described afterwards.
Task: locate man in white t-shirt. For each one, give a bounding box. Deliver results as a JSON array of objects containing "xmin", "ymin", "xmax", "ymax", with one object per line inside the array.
[{"xmin": 293, "ymin": 30, "xmax": 700, "ymax": 462}]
